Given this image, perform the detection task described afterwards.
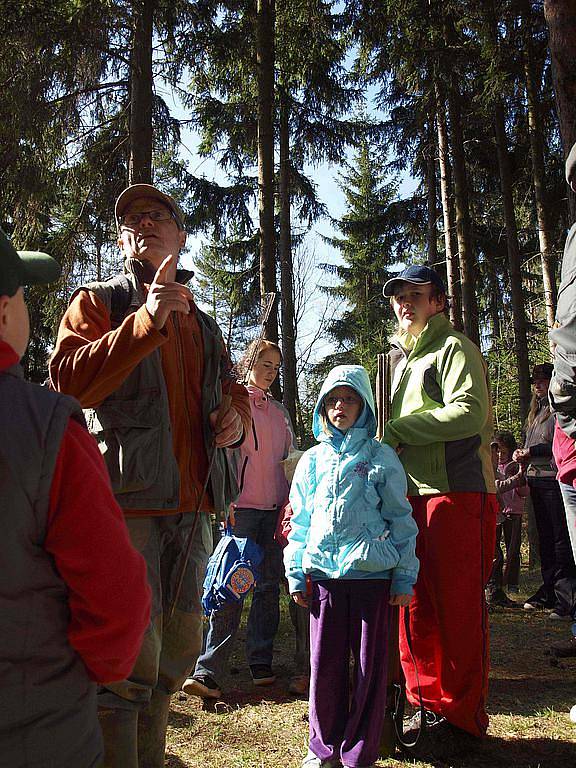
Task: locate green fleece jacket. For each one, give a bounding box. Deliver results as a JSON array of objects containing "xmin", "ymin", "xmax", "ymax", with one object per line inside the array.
[{"xmin": 383, "ymin": 313, "xmax": 496, "ymax": 497}]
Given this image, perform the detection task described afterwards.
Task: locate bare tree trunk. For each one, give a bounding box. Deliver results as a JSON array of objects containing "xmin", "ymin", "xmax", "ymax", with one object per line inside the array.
[
  {"xmin": 278, "ymin": 92, "xmax": 297, "ymax": 429},
  {"xmin": 435, "ymin": 80, "xmax": 462, "ymax": 331},
  {"xmin": 128, "ymin": 0, "xmax": 154, "ymax": 185},
  {"xmin": 544, "ymin": 0, "xmax": 576, "ymax": 222},
  {"xmin": 426, "ymin": 116, "xmax": 438, "ymax": 269},
  {"xmin": 494, "ymin": 100, "xmax": 532, "ymax": 422},
  {"xmin": 448, "ymin": 85, "xmax": 480, "ymax": 346},
  {"xmin": 256, "ymin": 0, "xmax": 277, "ymax": 342},
  {"xmin": 522, "ymin": 0, "xmax": 557, "ymax": 332}
]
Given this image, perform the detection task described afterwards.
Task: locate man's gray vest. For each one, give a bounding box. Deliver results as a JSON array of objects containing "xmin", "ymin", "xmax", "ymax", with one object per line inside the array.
[
  {"xmin": 0, "ymin": 366, "xmax": 102, "ymax": 768},
  {"xmin": 80, "ymin": 266, "xmax": 239, "ymax": 512}
]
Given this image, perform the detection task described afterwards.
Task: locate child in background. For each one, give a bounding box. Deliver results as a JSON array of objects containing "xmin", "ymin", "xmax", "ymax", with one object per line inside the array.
[
  {"xmin": 0, "ymin": 229, "xmax": 150, "ymax": 767},
  {"xmin": 284, "ymin": 365, "xmax": 419, "ymax": 768},
  {"xmin": 486, "ymin": 434, "xmax": 528, "ymax": 607},
  {"xmin": 276, "ymin": 450, "xmax": 309, "ymax": 696},
  {"xmin": 183, "ymin": 340, "xmax": 294, "ymax": 699}
]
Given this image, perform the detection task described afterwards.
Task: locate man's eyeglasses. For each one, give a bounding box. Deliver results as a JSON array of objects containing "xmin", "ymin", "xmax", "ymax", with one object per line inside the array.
[
  {"xmin": 324, "ymin": 395, "xmax": 361, "ymax": 408},
  {"xmin": 120, "ymin": 209, "xmax": 175, "ymax": 227}
]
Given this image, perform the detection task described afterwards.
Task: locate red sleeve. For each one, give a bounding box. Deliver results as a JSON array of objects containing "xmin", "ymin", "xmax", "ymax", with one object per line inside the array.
[{"xmin": 45, "ymin": 419, "xmax": 151, "ymax": 683}]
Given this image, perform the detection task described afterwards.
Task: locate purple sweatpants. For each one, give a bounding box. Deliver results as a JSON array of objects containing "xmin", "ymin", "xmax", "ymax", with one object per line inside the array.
[{"xmin": 309, "ymin": 579, "xmax": 391, "ymax": 768}]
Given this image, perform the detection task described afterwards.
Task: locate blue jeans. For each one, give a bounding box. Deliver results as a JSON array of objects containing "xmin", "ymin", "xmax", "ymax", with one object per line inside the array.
[
  {"xmin": 558, "ymin": 482, "xmax": 576, "ymax": 632},
  {"xmin": 194, "ymin": 508, "xmax": 283, "ymax": 682}
]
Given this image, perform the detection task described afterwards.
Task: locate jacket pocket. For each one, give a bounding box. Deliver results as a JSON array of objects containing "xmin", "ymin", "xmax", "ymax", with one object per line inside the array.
[
  {"xmin": 349, "ymin": 533, "xmax": 400, "ymax": 573},
  {"xmin": 86, "ymin": 396, "xmax": 162, "ymax": 494}
]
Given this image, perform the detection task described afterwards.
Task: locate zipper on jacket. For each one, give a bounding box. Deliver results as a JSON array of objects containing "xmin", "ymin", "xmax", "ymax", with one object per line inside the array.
[
  {"xmin": 239, "ymin": 456, "xmax": 248, "ymax": 492},
  {"xmin": 173, "ymin": 313, "xmax": 195, "ymax": 507}
]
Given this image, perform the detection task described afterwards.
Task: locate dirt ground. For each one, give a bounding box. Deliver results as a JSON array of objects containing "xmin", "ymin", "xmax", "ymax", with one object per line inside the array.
[{"xmin": 165, "ymin": 577, "xmax": 575, "ymax": 768}]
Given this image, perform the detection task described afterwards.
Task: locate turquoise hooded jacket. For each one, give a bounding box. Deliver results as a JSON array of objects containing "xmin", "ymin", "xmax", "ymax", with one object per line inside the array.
[{"xmin": 284, "ymin": 365, "xmax": 419, "ymax": 595}]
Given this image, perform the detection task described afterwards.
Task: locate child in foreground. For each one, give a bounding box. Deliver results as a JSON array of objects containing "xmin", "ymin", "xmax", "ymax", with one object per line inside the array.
[{"xmin": 284, "ymin": 365, "xmax": 419, "ymax": 768}]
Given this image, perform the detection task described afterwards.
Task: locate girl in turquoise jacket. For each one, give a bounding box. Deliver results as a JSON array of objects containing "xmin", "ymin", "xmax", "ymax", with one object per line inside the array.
[{"xmin": 284, "ymin": 365, "xmax": 418, "ymax": 768}]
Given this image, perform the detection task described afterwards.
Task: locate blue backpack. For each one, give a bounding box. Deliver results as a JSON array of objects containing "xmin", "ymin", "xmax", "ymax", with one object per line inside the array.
[{"xmin": 202, "ymin": 523, "xmax": 264, "ymax": 615}]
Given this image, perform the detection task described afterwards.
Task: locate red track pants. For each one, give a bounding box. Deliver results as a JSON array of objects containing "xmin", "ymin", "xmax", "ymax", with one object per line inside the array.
[{"xmin": 399, "ymin": 492, "xmax": 497, "ymax": 737}]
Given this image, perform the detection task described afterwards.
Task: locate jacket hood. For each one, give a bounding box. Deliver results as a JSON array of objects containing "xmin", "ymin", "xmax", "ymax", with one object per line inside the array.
[{"xmin": 313, "ymin": 365, "xmax": 376, "ymax": 440}]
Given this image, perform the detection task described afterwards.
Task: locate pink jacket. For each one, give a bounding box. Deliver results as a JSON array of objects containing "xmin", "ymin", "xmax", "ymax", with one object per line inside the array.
[
  {"xmin": 497, "ymin": 460, "xmax": 529, "ymax": 515},
  {"xmin": 553, "ymin": 419, "xmax": 576, "ymax": 486},
  {"xmin": 232, "ymin": 385, "xmax": 295, "ymax": 511}
]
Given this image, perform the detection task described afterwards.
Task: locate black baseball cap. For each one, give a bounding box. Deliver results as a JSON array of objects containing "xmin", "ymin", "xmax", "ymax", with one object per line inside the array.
[
  {"xmin": 0, "ymin": 228, "xmax": 61, "ymax": 297},
  {"xmin": 383, "ymin": 264, "xmax": 446, "ymax": 297}
]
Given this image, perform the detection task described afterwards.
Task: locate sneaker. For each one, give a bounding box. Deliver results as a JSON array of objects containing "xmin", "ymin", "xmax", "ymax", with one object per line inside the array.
[
  {"xmin": 548, "ymin": 609, "xmax": 572, "ymax": 621},
  {"xmin": 181, "ymin": 674, "xmax": 221, "ymax": 700},
  {"xmin": 548, "ymin": 636, "xmax": 576, "ymax": 657},
  {"xmin": 301, "ymin": 749, "xmax": 341, "ymax": 767},
  {"xmin": 524, "ymin": 591, "xmax": 554, "ymax": 611},
  {"xmin": 288, "ymin": 674, "xmax": 310, "ymax": 696},
  {"xmin": 250, "ymin": 664, "xmax": 276, "ymax": 686}
]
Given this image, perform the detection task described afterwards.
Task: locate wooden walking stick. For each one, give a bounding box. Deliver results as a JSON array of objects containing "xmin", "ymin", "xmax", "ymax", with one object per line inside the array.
[
  {"xmin": 167, "ymin": 292, "xmax": 277, "ymax": 623},
  {"xmin": 376, "ymin": 351, "xmax": 403, "ymax": 758}
]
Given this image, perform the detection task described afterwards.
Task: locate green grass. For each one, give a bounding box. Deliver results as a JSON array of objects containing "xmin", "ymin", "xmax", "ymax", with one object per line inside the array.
[{"xmin": 166, "ymin": 574, "xmax": 575, "ymax": 767}]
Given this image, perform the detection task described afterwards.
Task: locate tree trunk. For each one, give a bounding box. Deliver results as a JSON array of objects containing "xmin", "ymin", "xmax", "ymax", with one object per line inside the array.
[
  {"xmin": 425, "ymin": 115, "xmax": 438, "ymax": 269},
  {"xmin": 278, "ymin": 92, "xmax": 297, "ymax": 429},
  {"xmin": 447, "ymin": 84, "xmax": 480, "ymax": 346},
  {"xmin": 128, "ymin": 0, "xmax": 154, "ymax": 185},
  {"xmin": 494, "ymin": 101, "xmax": 532, "ymax": 422},
  {"xmin": 544, "ymin": 0, "xmax": 576, "ymax": 222},
  {"xmin": 522, "ymin": 0, "xmax": 557, "ymax": 332},
  {"xmin": 435, "ymin": 79, "xmax": 462, "ymax": 331},
  {"xmin": 256, "ymin": 0, "xmax": 277, "ymax": 342}
]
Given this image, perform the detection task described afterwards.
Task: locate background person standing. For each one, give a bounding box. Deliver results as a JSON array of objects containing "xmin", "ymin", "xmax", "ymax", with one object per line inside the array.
[
  {"xmin": 183, "ymin": 339, "xmax": 295, "ymax": 699},
  {"xmin": 514, "ymin": 363, "xmax": 576, "ymax": 620}
]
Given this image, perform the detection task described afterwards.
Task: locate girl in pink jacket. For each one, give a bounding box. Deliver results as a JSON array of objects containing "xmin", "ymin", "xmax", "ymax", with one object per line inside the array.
[{"xmin": 183, "ymin": 340, "xmax": 295, "ymax": 699}]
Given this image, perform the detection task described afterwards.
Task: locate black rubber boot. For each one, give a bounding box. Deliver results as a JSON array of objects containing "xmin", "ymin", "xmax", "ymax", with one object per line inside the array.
[{"xmin": 98, "ymin": 707, "xmax": 139, "ymax": 768}]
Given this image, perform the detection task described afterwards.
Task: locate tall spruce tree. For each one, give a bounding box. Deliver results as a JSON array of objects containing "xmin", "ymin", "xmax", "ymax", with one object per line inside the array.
[{"xmin": 318, "ymin": 139, "xmax": 403, "ymax": 378}]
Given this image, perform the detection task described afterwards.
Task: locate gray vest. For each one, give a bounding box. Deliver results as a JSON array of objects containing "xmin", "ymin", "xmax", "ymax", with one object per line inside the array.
[
  {"xmin": 0, "ymin": 366, "xmax": 102, "ymax": 768},
  {"xmin": 80, "ymin": 268, "xmax": 239, "ymax": 511}
]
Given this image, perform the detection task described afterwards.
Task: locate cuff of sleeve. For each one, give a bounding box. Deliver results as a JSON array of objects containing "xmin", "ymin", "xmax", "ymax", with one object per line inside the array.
[
  {"xmin": 382, "ymin": 424, "xmax": 400, "ymax": 449},
  {"xmin": 390, "ymin": 577, "xmax": 414, "ymax": 596},
  {"xmin": 135, "ymin": 305, "xmax": 168, "ymax": 339},
  {"xmin": 287, "ymin": 574, "xmax": 306, "ymax": 594}
]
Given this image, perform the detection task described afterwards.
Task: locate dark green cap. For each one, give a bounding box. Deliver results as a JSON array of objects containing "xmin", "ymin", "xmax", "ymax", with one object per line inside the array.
[{"xmin": 0, "ymin": 227, "xmax": 61, "ymax": 297}]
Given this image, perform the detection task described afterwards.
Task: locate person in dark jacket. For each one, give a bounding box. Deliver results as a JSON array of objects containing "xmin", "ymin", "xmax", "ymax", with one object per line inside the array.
[
  {"xmin": 514, "ymin": 363, "xmax": 576, "ymax": 619},
  {"xmin": 49, "ymin": 184, "xmax": 251, "ymax": 768},
  {"xmin": 0, "ymin": 228, "xmax": 151, "ymax": 768}
]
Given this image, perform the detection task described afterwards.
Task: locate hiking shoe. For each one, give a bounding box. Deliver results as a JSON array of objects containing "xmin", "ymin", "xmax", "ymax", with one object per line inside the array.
[
  {"xmin": 250, "ymin": 664, "xmax": 276, "ymax": 686},
  {"xmin": 181, "ymin": 674, "xmax": 221, "ymax": 700},
  {"xmin": 549, "ymin": 635, "xmax": 576, "ymax": 657},
  {"xmin": 288, "ymin": 674, "xmax": 310, "ymax": 696},
  {"xmin": 301, "ymin": 749, "xmax": 341, "ymax": 767},
  {"xmin": 401, "ymin": 709, "xmax": 478, "ymax": 761}
]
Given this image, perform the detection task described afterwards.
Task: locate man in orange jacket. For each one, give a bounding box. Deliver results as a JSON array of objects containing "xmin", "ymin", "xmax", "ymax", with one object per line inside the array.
[{"xmin": 50, "ymin": 185, "xmax": 251, "ymax": 767}]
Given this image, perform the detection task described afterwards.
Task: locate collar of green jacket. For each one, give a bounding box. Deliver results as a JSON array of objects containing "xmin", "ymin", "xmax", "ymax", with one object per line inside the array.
[{"xmin": 391, "ymin": 312, "xmax": 452, "ymax": 358}]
